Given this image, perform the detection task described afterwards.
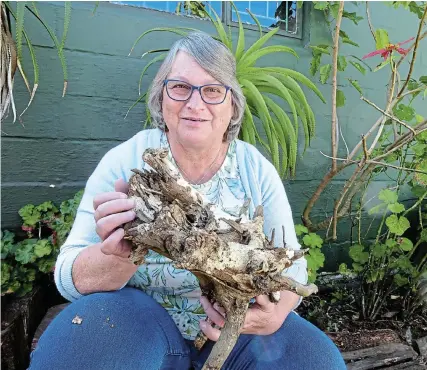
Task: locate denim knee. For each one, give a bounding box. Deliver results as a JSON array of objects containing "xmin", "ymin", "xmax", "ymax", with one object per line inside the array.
[{"xmin": 29, "ymin": 288, "xmax": 191, "ymax": 370}]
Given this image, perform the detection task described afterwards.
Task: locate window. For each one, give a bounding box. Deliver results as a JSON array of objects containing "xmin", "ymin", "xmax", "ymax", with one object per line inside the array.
[
  {"xmin": 114, "ymin": 1, "xmax": 302, "ymax": 39},
  {"xmin": 227, "ymin": 1, "xmax": 301, "ymax": 37},
  {"xmin": 112, "ymin": 1, "xmax": 222, "ymax": 19}
]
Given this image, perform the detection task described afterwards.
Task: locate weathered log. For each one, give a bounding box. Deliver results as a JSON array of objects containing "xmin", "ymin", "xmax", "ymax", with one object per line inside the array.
[
  {"xmin": 123, "ymin": 148, "xmax": 318, "ymax": 370},
  {"xmin": 343, "ymin": 343, "xmax": 418, "ymax": 370}
]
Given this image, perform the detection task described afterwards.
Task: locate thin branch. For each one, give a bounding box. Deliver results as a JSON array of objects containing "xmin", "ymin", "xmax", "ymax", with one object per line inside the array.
[
  {"xmin": 367, "ymin": 63, "xmax": 397, "ymax": 155},
  {"xmin": 348, "ymin": 115, "xmax": 383, "ymax": 160},
  {"xmin": 398, "ymin": 4, "xmax": 427, "ymax": 96},
  {"xmin": 366, "ymin": 1, "xmax": 376, "ymax": 41},
  {"xmin": 339, "ymin": 123, "xmax": 350, "ymax": 159},
  {"xmin": 367, "ymin": 160, "xmax": 426, "ymax": 174},
  {"xmin": 332, "ymin": 201, "xmax": 338, "ymax": 240},
  {"xmin": 331, "ymin": 1, "xmax": 345, "ymax": 173},
  {"xmin": 320, "ymin": 151, "xmax": 427, "ymax": 175},
  {"xmin": 374, "ymin": 122, "xmax": 427, "ymax": 162},
  {"xmin": 399, "ymin": 86, "xmax": 425, "ymax": 99},
  {"xmin": 391, "ymin": 63, "xmax": 399, "ymax": 141},
  {"xmin": 396, "ymin": 30, "xmax": 427, "ymax": 69},
  {"xmin": 361, "ymin": 96, "xmax": 416, "ymax": 134},
  {"xmin": 403, "ymin": 190, "xmax": 427, "ymax": 216},
  {"xmin": 362, "ymin": 135, "xmax": 369, "ymax": 160}
]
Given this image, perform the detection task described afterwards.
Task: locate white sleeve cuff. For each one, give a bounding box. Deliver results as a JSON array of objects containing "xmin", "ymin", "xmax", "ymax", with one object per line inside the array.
[{"xmin": 54, "ymin": 248, "xmax": 84, "ymax": 302}]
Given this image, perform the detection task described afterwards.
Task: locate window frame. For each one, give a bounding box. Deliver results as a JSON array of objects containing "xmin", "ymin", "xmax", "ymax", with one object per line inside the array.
[
  {"xmin": 112, "ymin": 1, "xmax": 304, "ymax": 40},
  {"xmin": 222, "ymin": 2, "xmax": 303, "ymax": 40}
]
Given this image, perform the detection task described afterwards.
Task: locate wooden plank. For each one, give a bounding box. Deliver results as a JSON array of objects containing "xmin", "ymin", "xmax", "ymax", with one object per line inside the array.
[
  {"xmin": 31, "ymin": 303, "xmax": 70, "ymax": 351},
  {"xmin": 386, "ymin": 360, "xmax": 427, "ymax": 369},
  {"xmin": 344, "ymin": 343, "xmax": 418, "ymax": 370},
  {"xmin": 415, "ymin": 336, "xmax": 427, "ymax": 357}
]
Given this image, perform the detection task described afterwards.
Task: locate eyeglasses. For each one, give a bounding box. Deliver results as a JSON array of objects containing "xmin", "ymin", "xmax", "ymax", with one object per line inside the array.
[{"xmin": 163, "ymin": 79, "xmax": 231, "ymax": 105}]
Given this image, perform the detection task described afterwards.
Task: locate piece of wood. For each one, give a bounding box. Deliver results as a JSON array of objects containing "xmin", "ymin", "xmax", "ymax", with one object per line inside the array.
[
  {"xmin": 343, "ymin": 343, "xmax": 418, "ymax": 370},
  {"xmin": 123, "ymin": 148, "xmax": 318, "ymax": 370},
  {"xmin": 415, "ymin": 336, "xmax": 427, "ymax": 357},
  {"xmin": 31, "ymin": 303, "xmax": 70, "ymax": 351},
  {"xmin": 385, "ymin": 360, "xmax": 426, "ymax": 369}
]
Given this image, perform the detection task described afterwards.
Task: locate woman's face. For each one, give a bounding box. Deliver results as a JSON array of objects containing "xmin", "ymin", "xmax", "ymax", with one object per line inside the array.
[{"xmin": 162, "ymin": 51, "xmax": 233, "ymax": 149}]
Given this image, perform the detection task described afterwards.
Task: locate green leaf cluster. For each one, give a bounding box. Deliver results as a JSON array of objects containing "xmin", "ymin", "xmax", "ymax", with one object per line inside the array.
[
  {"xmin": 295, "ymin": 224, "xmax": 325, "ymax": 283},
  {"xmin": 1, "ymin": 190, "xmax": 83, "ymax": 297}
]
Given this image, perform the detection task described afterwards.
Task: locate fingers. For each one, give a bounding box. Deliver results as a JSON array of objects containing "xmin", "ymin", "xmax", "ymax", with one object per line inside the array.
[
  {"xmin": 199, "ymin": 320, "xmax": 221, "ymax": 342},
  {"xmin": 100, "ymin": 228, "xmax": 131, "ymax": 258},
  {"xmin": 96, "ymin": 210, "xmax": 136, "ymax": 241},
  {"xmin": 94, "ymin": 198, "xmax": 135, "ymax": 222},
  {"xmin": 200, "ymin": 297, "xmax": 225, "ymax": 328},
  {"xmin": 213, "ymin": 302, "xmax": 226, "ymax": 317},
  {"xmin": 255, "ymin": 294, "xmax": 272, "ymax": 309},
  {"xmin": 199, "ymin": 297, "xmax": 226, "ymax": 342},
  {"xmin": 93, "ymin": 192, "xmax": 127, "ymax": 211},
  {"xmin": 115, "ymin": 178, "xmax": 129, "ymax": 194}
]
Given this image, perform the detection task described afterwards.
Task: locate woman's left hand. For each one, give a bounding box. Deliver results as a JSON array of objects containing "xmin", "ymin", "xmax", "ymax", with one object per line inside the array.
[
  {"xmin": 199, "ymin": 294, "xmax": 290, "ymax": 341},
  {"xmin": 240, "ymin": 295, "xmax": 285, "ymax": 335}
]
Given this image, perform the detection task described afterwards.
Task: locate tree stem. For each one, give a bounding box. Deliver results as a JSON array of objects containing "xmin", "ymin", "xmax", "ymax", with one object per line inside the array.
[
  {"xmin": 398, "ymin": 4, "xmax": 427, "ymax": 97},
  {"xmin": 331, "ymin": 1, "xmax": 344, "ymax": 173}
]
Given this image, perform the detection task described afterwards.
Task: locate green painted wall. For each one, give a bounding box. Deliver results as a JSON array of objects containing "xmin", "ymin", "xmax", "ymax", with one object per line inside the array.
[{"xmin": 2, "ymin": 2, "xmax": 426, "ymax": 268}]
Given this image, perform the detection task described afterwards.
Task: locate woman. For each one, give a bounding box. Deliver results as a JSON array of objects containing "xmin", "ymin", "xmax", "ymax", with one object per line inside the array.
[{"xmin": 30, "ymin": 32, "xmax": 345, "ymax": 369}]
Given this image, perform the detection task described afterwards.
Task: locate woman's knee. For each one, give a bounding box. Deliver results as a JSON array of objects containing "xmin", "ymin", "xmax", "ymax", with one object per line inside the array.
[
  {"xmin": 29, "ymin": 288, "xmax": 190, "ymax": 369},
  {"xmin": 224, "ymin": 312, "xmax": 346, "ymax": 369},
  {"xmin": 279, "ymin": 312, "xmax": 346, "ymax": 369}
]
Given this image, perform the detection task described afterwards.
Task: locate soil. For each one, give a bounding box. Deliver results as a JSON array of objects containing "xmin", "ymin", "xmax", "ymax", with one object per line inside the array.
[{"xmin": 296, "ymin": 288, "xmax": 427, "ymax": 352}]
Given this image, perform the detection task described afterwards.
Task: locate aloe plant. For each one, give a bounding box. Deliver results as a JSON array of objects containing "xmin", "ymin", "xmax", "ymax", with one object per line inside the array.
[
  {"xmin": 1, "ymin": 1, "xmax": 71, "ymax": 122},
  {"xmin": 129, "ymin": 3, "xmax": 325, "ymax": 177}
]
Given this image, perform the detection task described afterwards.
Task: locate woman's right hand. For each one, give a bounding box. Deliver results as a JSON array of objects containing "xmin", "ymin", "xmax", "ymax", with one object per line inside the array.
[{"xmin": 93, "ymin": 179, "xmax": 136, "ymax": 259}]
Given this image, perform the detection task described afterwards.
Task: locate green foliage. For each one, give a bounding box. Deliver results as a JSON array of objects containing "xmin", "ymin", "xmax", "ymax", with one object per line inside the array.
[
  {"xmin": 175, "ymin": 1, "xmax": 208, "ymax": 18},
  {"xmin": 337, "ymin": 56, "xmax": 347, "ymax": 72},
  {"xmin": 336, "ymin": 90, "xmax": 346, "ymax": 107},
  {"xmin": 129, "ymin": 2, "xmax": 325, "ymax": 178},
  {"xmin": 393, "ymin": 104, "xmax": 415, "ymax": 121},
  {"xmin": 375, "ymin": 29, "xmax": 390, "ymax": 50},
  {"xmin": 1, "ymin": 190, "xmax": 83, "ymax": 297},
  {"xmin": 320, "ymin": 64, "xmax": 332, "ymax": 84},
  {"xmin": 295, "ymin": 225, "xmax": 325, "ymax": 283},
  {"xmin": 348, "ymin": 180, "xmax": 426, "ymax": 318},
  {"xmin": 306, "ymin": 0, "xmax": 427, "ymax": 320},
  {"xmin": 349, "ymin": 79, "xmax": 363, "ymax": 95}
]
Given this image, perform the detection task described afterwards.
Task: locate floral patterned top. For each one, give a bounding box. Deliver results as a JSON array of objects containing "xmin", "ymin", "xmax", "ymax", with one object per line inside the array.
[{"xmin": 127, "ymin": 134, "xmax": 250, "ymax": 340}]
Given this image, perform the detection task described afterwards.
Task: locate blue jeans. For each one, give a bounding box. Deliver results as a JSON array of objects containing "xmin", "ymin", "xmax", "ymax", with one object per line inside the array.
[{"xmin": 29, "ymin": 288, "xmax": 346, "ymax": 369}]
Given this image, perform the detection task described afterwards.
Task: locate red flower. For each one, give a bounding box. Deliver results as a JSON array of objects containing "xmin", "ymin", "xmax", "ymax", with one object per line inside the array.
[{"xmin": 362, "ymin": 37, "xmax": 414, "ymax": 60}]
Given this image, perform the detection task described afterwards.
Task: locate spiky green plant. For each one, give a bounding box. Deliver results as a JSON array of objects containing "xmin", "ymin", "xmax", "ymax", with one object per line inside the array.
[
  {"xmin": 1, "ymin": 1, "xmax": 71, "ymax": 122},
  {"xmin": 129, "ymin": 3, "xmax": 325, "ymax": 177}
]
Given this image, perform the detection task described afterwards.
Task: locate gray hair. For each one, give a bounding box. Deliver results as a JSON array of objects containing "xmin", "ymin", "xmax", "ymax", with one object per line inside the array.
[{"xmin": 147, "ymin": 31, "xmax": 246, "ymax": 142}]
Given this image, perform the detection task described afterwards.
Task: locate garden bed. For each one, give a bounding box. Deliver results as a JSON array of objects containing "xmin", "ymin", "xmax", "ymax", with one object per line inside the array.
[
  {"xmin": 297, "ymin": 288, "xmax": 427, "ymax": 369},
  {"xmin": 297, "ymin": 289, "xmax": 427, "ymax": 352}
]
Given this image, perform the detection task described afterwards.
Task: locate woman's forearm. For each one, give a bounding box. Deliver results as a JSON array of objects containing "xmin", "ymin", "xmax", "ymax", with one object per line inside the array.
[{"xmin": 72, "ymin": 244, "xmax": 138, "ymax": 295}]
